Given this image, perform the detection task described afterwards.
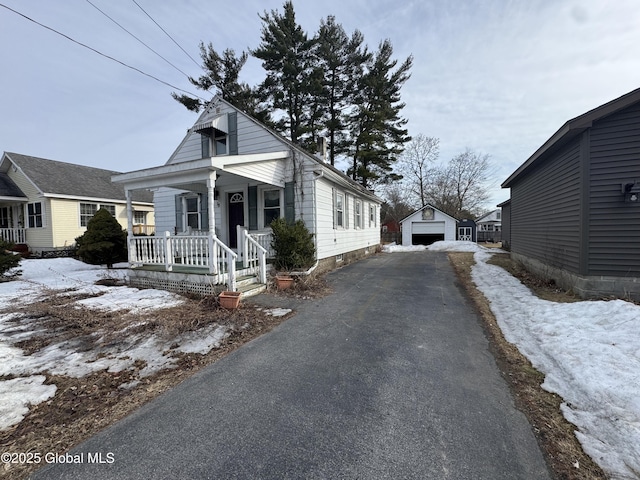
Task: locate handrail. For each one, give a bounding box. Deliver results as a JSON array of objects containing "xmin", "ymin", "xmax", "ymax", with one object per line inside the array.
[{"xmin": 243, "ymin": 229, "xmax": 268, "ymax": 284}]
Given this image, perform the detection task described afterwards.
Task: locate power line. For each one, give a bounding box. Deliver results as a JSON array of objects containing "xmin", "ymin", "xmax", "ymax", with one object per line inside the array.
[
  {"xmin": 0, "ymin": 3, "xmax": 206, "ymax": 100},
  {"xmin": 85, "ymin": 0, "xmax": 192, "ymax": 79},
  {"xmin": 131, "ymin": 0, "xmax": 201, "ymax": 69}
]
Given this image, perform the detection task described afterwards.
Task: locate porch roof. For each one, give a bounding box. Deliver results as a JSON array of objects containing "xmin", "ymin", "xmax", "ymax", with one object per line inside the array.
[{"xmin": 112, "ymin": 151, "xmax": 290, "ymax": 191}]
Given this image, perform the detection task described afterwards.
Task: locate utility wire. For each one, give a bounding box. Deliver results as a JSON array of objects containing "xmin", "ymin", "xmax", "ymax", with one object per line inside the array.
[
  {"xmin": 85, "ymin": 0, "xmax": 191, "ymax": 79},
  {"xmin": 0, "ymin": 3, "xmax": 206, "ymax": 100},
  {"xmin": 131, "ymin": 0, "xmax": 201, "ymax": 69}
]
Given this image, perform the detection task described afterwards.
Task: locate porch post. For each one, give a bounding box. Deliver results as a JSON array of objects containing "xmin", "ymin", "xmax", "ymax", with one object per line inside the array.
[
  {"xmin": 206, "ymin": 171, "xmax": 216, "ymax": 236},
  {"xmin": 125, "ymin": 188, "xmax": 134, "ymax": 265},
  {"xmin": 207, "ymin": 171, "xmax": 217, "ymax": 274}
]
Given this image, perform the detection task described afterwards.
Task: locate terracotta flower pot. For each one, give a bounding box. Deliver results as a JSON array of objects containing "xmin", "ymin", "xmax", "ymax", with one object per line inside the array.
[
  {"xmin": 275, "ymin": 275, "xmax": 294, "ymax": 290},
  {"xmin": 219, "ymin": 291, "xmax": 241, "ymax": 309}
]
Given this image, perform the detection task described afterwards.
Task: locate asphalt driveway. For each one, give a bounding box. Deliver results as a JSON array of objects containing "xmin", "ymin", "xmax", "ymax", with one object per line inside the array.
[{"xmin": 33, "ymin": 251, "xmax": 550, "ymax": 479}]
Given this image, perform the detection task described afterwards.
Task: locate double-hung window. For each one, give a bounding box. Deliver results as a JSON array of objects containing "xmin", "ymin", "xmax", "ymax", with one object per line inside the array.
[
  {"xmin": 185, "ymin": 196, "xmax": 200, "ymax": 230},
  {"xmin": 27, "ymin": 202, "xmax": 43, "ymax": 228},
  {"xmin": 355, "ymin": 200, "xmax": 362, "ymax": 229},
  {"xmin": 263, "ymin": 189, "xmax": 281, "ymax": 227},
  {"xmin": 335, "ymin": 192, "xmax": 344, "ymax": 228},
  {"xmin": 80, "ymin": 203, "xmax": 116, "ymax": 227},
  {"xmin": 369, "ymin": 205, "xmax": 376, "ymax": 227}
]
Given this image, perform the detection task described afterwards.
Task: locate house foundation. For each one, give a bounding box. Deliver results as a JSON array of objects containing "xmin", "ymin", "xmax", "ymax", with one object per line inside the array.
[{"xmin": 512, "ymin": 253, "xmax": 640, "ymax": 301}]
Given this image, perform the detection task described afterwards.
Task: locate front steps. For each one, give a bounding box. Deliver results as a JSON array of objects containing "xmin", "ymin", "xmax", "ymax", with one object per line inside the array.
[{"xmin": 236, "ymin": 274, "xmax": 267, "ymax": 298}]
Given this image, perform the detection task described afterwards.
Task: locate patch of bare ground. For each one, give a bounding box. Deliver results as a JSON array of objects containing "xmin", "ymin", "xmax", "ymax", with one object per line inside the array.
[
  {"xmin": 448, "ymin": 251, "xmax": 606, "ymax": 480},
  {"xmin": 267, "ymin": 269, "xmax": 333, "ymax": 299},
  {"xmin": 0, "ymin": 291, "xmax": 295, "ymax": 480}
]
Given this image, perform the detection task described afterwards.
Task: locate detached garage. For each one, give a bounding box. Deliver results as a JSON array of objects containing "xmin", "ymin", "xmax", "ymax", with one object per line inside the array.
[{"xmin": 400, "ymin": 205, "xmax": 457, "ymax": 246}]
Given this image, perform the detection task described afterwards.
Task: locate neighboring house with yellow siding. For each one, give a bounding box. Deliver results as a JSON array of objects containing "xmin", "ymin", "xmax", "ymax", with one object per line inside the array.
[{"xmin": 0, "ymin": 152, "xmax": 154, "ymax": 256}]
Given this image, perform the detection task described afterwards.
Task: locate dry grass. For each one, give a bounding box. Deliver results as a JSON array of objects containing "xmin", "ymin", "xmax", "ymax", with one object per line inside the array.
[
  {"xmin": 0, "ymin": 290, "xmax": 294, "ymax": 480},
  {"xmin": 268, "ymin": 270, "xmax": 333, "ymax": 299},
  {"xmin": 448, "ymin": 252, "xmax": 607, "ymax": 480}
]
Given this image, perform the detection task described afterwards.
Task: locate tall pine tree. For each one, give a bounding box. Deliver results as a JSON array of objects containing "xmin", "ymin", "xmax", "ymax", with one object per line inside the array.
[
  {"xmin": 172, "ymin": 43, "xmax": 262, "ymax": 118},
  {"xmin": 252, "ymin": 1, "xmax": 317, "ymax": 145},
  {"xmin": 347, "ymin": 40, "xmax": 413, "ymax": 188},
  {"xmin": 315, "ymin": 16, "xmax": 370, "ymax": 165}
]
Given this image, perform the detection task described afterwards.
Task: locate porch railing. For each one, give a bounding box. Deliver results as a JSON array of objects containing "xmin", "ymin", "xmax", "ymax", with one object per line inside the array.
[
  {"xmin": 0, "ymin": 228, "xmax": 26, "ymax": 244},
  {"xmin": 128, "ymin": 232, "xmax": 238, "ymax": 291},
  {"xmin": 237, "ymin": 226, "xmax": 268, "ymax": 284}
]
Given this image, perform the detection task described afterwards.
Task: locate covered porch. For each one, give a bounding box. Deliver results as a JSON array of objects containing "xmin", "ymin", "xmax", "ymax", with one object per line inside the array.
[
  {"xmin": 112, "ymin": 152, "xmax": 289, "ymax": 293},
  {"xmin": 0, "ymin": 202, "xmax": 27, "ymax": 244}
]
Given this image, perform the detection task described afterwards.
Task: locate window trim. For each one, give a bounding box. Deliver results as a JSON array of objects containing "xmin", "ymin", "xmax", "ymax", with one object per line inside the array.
[
  {"xmin": 354, "ymin": 200, "xmax": 362, "ymax": 229},
  {"xmin": 183, "ymin": 195, "xmax": 201, "ymax": 231},
  {"xmin": 335, "ymin": 192, "xmax": 344, "ymax": 229},
  {"xmin": 27, "ymin": 202, "xmax": 44, "ymax": 229},
  {"xmin": 79, "ymin": 202, "xmax": 116, "ymax": 227},
  {"xmin": 260, "ymin": 187, "xmax": 282, "ymax": 229},
  {"xmin": 369, "ymin": 204, "xmax": 376, "ymax": 228}
]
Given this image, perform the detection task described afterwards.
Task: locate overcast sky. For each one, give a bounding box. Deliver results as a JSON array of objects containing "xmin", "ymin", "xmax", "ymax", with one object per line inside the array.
[{"xmin": 1, "ymin": 0, "xmax": 639, "ymax": 208}]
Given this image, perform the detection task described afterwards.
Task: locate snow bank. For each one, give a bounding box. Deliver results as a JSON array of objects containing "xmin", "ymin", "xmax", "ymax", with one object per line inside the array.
[{"xmin": 472, "ymin": 249, "xmax": 640, "ymax": 479}]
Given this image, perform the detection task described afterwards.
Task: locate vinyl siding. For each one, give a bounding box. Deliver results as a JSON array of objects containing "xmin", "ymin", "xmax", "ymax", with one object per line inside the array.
[
  {"xmin": 510, "ymin": 138, "xmax": 582, "ymax": 272},
  {"xmin": 588, "ymin": 103, "xmax": 640, "ymax": 275},
  {"xmin": 7, "ymin": 166, "xmax": 53, "ymax": 248},
  {"xmin": 315, "ymin": 178, "xmax": 380, "ymax": 260}
]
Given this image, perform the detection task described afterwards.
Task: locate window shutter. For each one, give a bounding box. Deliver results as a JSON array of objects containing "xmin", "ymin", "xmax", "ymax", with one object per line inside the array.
[
  {"xmin": 200, "ymin": 194, "xmax": 209, "ymax": 230},
  {"xmin": 248, "ymin": 185, "xmax": 257, "ymax": 230},
  {"xmin": 201, "ymin": 133, "xmax": 210, "ymax": 158},
  {"xmin": 284, "ymin": 181, "xmax": 295, "ymax": 224},
  {"xmin": 228, "ymin": 112, "xmax": 238, "ymax": 155},
  {"xmin": 175, "ymin": 195, "xmax": 183, "ymax": 233}
]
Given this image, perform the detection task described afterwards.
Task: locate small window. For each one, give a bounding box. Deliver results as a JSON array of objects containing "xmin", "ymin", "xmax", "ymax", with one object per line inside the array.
[
  {"xmin": 336, "ymin": 254, "xmax": 343, "ymax": 263},
  {"xmin": 496, "ymin": 211, "xmax": 501, "ymax": 220},
  {"xmin": 27, "ymin": 202, "xmax": 43, "ymax": 228},
  {"xmin": 335, "ymin": 193, "xmax": 344, "ymax": 228},
  {"xmin": 263, "ymin": 189, "xmax": 281, "ymax": 227},
  {"xmin": 134, "ymin": 211, "xmax": 147, "ymax": 225},
  {"xmin": 369, "ymin": 205, "xmax": 376, "ymax": 227},
  {"xmin": 355, "ymin": 200, "xmax": 362, "ymax": 229}
]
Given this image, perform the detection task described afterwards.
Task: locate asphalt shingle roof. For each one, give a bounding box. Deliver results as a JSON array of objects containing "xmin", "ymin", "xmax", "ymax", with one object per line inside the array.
[{"xmin": 4, "ymin": 153, "xmax": 153, "ymax": 203}]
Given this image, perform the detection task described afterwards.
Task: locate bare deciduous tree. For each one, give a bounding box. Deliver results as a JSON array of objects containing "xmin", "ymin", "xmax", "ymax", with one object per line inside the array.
[
  {"xmin": 398, "ymin": 134, "xmax": 439, "ymax": 208},
  {"xmin": 427, "ymin": 148, "xmax": 492, "ymax": 219}
]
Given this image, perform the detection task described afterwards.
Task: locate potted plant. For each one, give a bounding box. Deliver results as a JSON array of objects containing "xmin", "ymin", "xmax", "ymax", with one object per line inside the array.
[
  {"xmin": 275, "ymin": 274, "xmax": 294, "ymax": 290},
  {"xmin": 270, "ymin": 218, "xmax": 315, "ymax": 291},
  {"xmin": 218, "ymin": 291, "xmax": 241, "ymax": 309}
]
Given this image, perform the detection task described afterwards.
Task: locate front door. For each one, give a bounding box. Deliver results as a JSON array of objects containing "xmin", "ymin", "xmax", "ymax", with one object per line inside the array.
[{"xmin": 228, "ymin": 192, "xmax": 245, "ymax": 248}]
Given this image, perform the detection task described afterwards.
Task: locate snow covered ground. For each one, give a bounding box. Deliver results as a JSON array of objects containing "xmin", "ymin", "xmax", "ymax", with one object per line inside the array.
[
  {"xmin": 0, "ymin": 258, "xmax": 289, "ymax": 432},
  {"xmin": 386, "ymin": 241, "xmax": 640, "ymax": 480}
]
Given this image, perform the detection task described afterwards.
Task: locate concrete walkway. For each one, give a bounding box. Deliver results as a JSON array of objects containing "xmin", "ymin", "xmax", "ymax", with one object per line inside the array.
[{"xmin": 33, "ymin": 251, "xmax": 550, "ymax": 479}]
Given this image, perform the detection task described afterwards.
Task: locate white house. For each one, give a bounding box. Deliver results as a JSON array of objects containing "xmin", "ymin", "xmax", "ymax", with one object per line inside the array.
[
  {"xmin": 112, "ymin": 97, "xmax": 382, "ymax": 295},
  {"xmin": 400, "ymin": 205, "xmax": 457, "ymax": 246},
  {"xmin": 476, "ymin": 208, "xmax": 502, "ymax": 242}
]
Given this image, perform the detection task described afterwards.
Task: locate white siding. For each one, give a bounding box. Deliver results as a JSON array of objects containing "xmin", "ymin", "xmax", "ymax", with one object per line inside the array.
[
  {"xmin": 401, "ymin": 207, "xmax": 457, "ymax": 245},
  {"xmin": 315, "ymin": 177, "xmax": 380, "ymax": 260},
  {"xmin": 224, "ymin": 159, "xmax": 286, "ymax": 187}
]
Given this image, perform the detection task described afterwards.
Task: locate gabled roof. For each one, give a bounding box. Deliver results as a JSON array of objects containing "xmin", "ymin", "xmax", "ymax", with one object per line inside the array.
[
  {"xmin": 187, "ymin": 96, "xmax": 383, "ymax": 204},
  {"xmin": 399, "ymin": 203, "xmax": 458, "ymax": 223},
  {"xmin": 1, "ymin": 152, "xmax": 153, "ymax": 203},
  {"xmin": 502, "ymin": 86, "xmax": 640, "ymax": 188},
  {"xmin": 476, "ymin": 209, "xmax": 500, "ymax": 223}
]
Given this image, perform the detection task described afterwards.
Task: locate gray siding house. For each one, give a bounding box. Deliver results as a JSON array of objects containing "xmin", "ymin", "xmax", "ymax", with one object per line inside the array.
[{"xmin": 502, "ymin": 87, "xmax": 640, "ymax": 299}]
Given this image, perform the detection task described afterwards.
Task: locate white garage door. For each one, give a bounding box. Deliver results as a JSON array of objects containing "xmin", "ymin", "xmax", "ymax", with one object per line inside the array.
[{"xmin": 412, "ymin": 221, "xmax": 445, "ymax": 234}]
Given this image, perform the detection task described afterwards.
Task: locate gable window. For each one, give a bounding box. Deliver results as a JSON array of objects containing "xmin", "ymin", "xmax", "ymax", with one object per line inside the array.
[
  {"xmin": 263, "ymin": 189, "xmax": 281, "ymax": 227},
  {"xmin": 214, "ymin": 129, "xmax": 227, "ymax": 155},
  {"xmin": 355, "ymin": 200, "xmax": 362, "ymax": 229},
  {"xmin": 335, "ymin": 192, "xmax": 344, "ymax": 228},
  {"xmin": 27, "ymin": 202, "xmax": 43, "ymax": 228},
  {"xmin": 80, "ymin": 203, "xmax": 116, "ymax": 227},
  {"xmin": 200, "ymin": 128, "xmax": 228, "ymax": 158}
]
